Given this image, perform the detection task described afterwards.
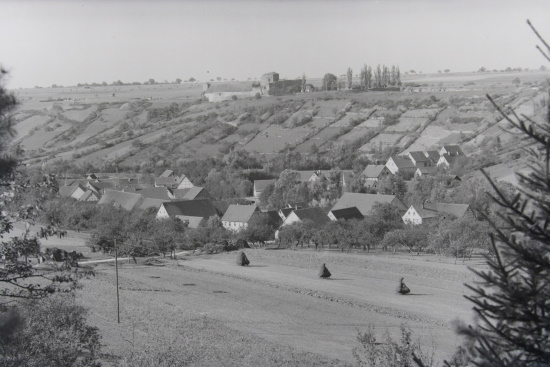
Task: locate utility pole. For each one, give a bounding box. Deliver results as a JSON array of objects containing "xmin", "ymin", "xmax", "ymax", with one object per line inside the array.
[{"xmin": 115, "ymin": 238, "xmax": 120, "ymax": 324}]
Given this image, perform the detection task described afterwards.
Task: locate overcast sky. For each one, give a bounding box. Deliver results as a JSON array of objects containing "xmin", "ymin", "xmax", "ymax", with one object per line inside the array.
[{"xmin": 1, "ymin": 0, "xmax": 549, "ymax": 88}]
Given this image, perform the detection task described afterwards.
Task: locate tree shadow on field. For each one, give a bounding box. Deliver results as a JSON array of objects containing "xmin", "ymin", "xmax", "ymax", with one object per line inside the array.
[{"xmin": 247, "ymin": 265, "xmax": 267, "ymax": 267}]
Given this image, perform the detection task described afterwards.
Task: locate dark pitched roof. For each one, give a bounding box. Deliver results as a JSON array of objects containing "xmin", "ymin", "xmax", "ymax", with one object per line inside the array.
[
  {"xmin": 331, "ymin": 193, "xmax": 406, "ymax": 215},
  {"xmin": 254, "ymin": 179, "xmax": 276, "ymax": 192},
  {"xmin": 98, "ymin": 190, "xmax": 142, "ymax": 211},
  {"xmin": 59, "ymin": 186, "xmax": 77, "ymax": 197},
  {"xmin": 296, "ymin": 171, "xmax": 318, "ymax": 182},
  {"xmin": 136, "ymin": 187, "xmax": 172, "ymax": 200},
  {"xmin": 221, "ymin": 205, "xmax": 259, "ymax": 223},
  {"xmin": 172, "ymin": 187, "xmax": 208, "ymax": 200},
  {"xmin": 439, "ymin": 153, "xmax": 458, "ymax": 165},
  {"xmin": 362, "ymin": 165, "xmax": 388, "ymax": 178},
  {"xmin": 161, "ymin": 199, "xmax": 219, "ymax": 219},
  {"xmin": 425, "ymin": 150, "xmax": 440, "ymax": 163},
  {"xmin": 389, "ymin": 155, "xmax": 416, "ymax": 169},
  {"xmin": 89, "ymin": 181, "xmax": 116, "ymax": 190},
  {"xmin": 409, "ymin": 151, "xmax": 431, "ymax": 163},
  {"xmin": 159, "ymin": 170, "xmax": 174, "ymax": 178},
  {"xmin": 264, "ymin": 210, "xmax": 283, "ymax": 226},
  {"xmin": 442, "ymin": 145, "xmax": 464, "ymax": 156},
  {"xmin": 140, "ymin": 198, "xmax": 169, "ymax": 210},
  {"xmin": 78, "ymin": 190, "xmax": 100, "ymax": 201},
  {"xmin": 155, "ymin": 176, "xmax": 182, "ymax": 186},
  {"xmin": 330, "ymin": 207, "xmax": 364, "ymax": 221},
  {"xmin": 279, "ymin": 207, "xmax": 294, "ymax": 219},
  {"xmin": 416, "ymin": 166, "xmax": 437, "ymax": 175},
  {"xmin": 423, "ymin": 202, "xmax": 471, "ymax": 218},
  {"xmin": 292, "ymin": 207, "xmax": 330, "ymax": 225}
]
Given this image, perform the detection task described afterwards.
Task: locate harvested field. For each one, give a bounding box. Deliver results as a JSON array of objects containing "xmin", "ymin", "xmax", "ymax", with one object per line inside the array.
[
  {"xmin": 401, "ymin": 108, "xmax": 439, "ymax": 118},
  {"xmin": 405, "ymin": 125, "xmax": 452, "ymax": 152},
  {"xmin": 385, "ymin": 117, "xmax": 427, "ymax": 132},
  {"xmin": 13, "ymin": 114, "xmax": 51, "ymax": 139},
  {"xmin": 76, "ymin": 248, "xmax": 482, "ymax": 364},
  {"xmin": 357, "ymin": 116, "xmax": 384, "ymax": 128}
]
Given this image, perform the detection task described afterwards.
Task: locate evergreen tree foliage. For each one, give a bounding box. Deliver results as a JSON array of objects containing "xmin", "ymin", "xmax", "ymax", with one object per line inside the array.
[{"xmin": 457, "ymin": 21, "xmax": 550, "ymax": 367}]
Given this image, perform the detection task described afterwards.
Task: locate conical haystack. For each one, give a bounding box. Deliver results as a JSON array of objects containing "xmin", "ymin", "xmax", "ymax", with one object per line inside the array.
[
  {"xmin": 398, "ymin": 277, "xmax": 410, "ymax": 294},
  {"xmin": 319, "ymin": 263, "xmax": 331, "ymax": 278},
  {"xmin": 236, "ymin": 251, "xmax": 250, "ymax": 266}
]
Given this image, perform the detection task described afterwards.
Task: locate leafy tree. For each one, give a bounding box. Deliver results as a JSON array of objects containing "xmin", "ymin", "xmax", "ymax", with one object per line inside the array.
[
  {"xmin": 242, "ymin": 213, "xmax": 277, "ymax": 245},
  {"xmin": 381, "ymin": 226, "xmax": 429, "ymax": 255},
  {"xmin": 322, "ymin": 73, "xmax": 337, "ymax": 91},
  {"xmin": 188, "ymin": 77, "xmax": 196, "ymax": 82},
  {"xmin": 175, "ymin": 78, "xmax": 182, "ymax": 84}
]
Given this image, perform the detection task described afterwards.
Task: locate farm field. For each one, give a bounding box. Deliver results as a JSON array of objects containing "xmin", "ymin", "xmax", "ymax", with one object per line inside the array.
[{"xmin": 73, "ymin": 248, "xmax": 481, "ymax": 365}]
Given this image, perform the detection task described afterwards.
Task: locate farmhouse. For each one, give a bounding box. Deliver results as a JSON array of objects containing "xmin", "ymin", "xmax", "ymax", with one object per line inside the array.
[
  {"xmin": 253, "ymin": 179, "xmax": 276, "ymax": 198},
  {"xmin": 154, "ymin": 174, "xmax": 194, "ymax": 189},
  {"xmin": 328, "ymin": 207, "xmax": 364, "ymax": 221},
  {"xmin": 281, "ymin": 207, "xmax": 330, "ymax": 227},
  {"xmin": 385, "ymin": 155, "xmax": 417, "ymax": 175},
  {"xmin": 361, "ymin": 165, "xmax": 392, "ymax": 187},
  {"xmin": 131, "ymin": 187, "xmax": 173, "ymax": 200},
  {"xmin": 202, "ymin": 82, "xmax": 262, "ymax": 103},
  {"xmin": 320, "ymin": 170, "xmax": 355, "ymax": 187},
  {"xmin": 78, "ymin": 190, "xmax": 100, "ymax": 202},
  {"xmin": 156, "ymin": 199, "xmax": 219, "ymax": 228},
  {"xmin": 425, "ymin": 150, "xmax": 441, "ymax": 163},
  {"xmin": 98, "ymin": 190, "xmax": 143, "ymax": 211},
  {"xmin": 402, "ymin": 202, "xmax": 474, "ymax": 225},
  {"xmin": 331, "ymin": 193, "xmax": 407, "ymax": 216},
  {"xmin": 414, "ymin": 166, "xmax": 438, "ymax": 178},
  {"xmin": 296, "ymin": 171, "xmax": 320, "ymax": 182},
  {"xmin": 437, "ymin": 153, "xmax": 459, "ymax": 168},
  {"xmin": 139, "ymin": 198, "xmax": 169, "ymax": 211},
  {"xmin": 221, "ymin": 204, "xmax": 261, "ymax": 232},
  {"xmin": 407, "ymin": 151, "xmax": 434, "ymax": 167},
  {"xmin": 159, "ymin": 170, "xmax": 175, "ymax": 178}
]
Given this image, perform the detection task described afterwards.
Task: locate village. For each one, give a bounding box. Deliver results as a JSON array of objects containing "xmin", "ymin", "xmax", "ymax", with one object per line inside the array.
[{"xmin": 54, "ymin": 143, "xmax": 475, "ymax": 250}]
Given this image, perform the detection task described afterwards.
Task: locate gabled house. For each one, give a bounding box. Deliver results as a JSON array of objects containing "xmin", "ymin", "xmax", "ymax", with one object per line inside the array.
[
  {"xmin": 319, "ymin": 170, "xmax": 355, "ymax": 187},
  {"xmin": 78, "ymin": 190, "xmax": 100, "ymax": 202},
  {"xmin": 253, "ymin": 179, "xmax": 276, "ymax": 198},
  {"xmin": 425, "ymin": 150, "xmax": 441, "ymax": 164},
  {"xmin": 70, "ymin": 184, "xmax": 88, "ymax": 200},
  {"xmin": 98, "ymin": 190, "xmax": 143, "ymax": 211},
  {"xmin": 86, "ymin": 181, "xmax": 115, "ymax": 195},
  {"xmin": 362, "ymin": 165, "xmax": 392, "ymax": 187},
  {"xmin": 156, "ymin": 199, "xmax": 219, "ymax": 228},
  {"xmin": 331, "ymin": 193, "xmax": 407, "ymax": 216},
  {"xmin": 281, "ymin": 207, "xmax": 330, "ymax": 227},
  {"xmin": 154, "ymin": 174, "xmax": 195, "ymax": 189},
  {"xmin": 59, "ymin": 185, "xmax": 78, "ymax": 198},
  {"xmin": 439, "ymin": 145, "xmax": 464, "ymax": 157},
  {"xmin": 86, "ymin": 173, "xmax": 98, "ymax": 180},
  {"xmin": 407, "ymin": 151, "xmax": 433, "ymax": 167},
  {"xmin": 402, "ymin": 202, "xmax": 474, "ymax": 225},
  {"xmin": 221, "ymin": 204, "xmax": 261, "ymax": 232},
  {"xmin": 437, "ymin": 153, "xmax": 459, "ymax": 168},
  {"xmin": 328, "ymin": 207, "xmax": 364, "ymax": 221},
  {"xmin": 386, "ymin": 155, "xmax": 417, "ymax": 175},
  {"xmin": 414, "ymin": 166, "xmax": 438, "ymax": 178},
  {"xmin": 171, "ymin": 187, "xmax": 211, "ymax": 200}
]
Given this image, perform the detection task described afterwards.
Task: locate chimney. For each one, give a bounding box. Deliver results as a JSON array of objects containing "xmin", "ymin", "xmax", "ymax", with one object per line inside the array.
[{"xmin": 422, "ymin": 200, "xmax": 426, "ymax": 209}]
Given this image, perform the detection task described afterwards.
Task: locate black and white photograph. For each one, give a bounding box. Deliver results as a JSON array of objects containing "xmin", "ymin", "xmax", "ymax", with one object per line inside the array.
[{"xmin": 1, "ymin": 1, "xmax": 549, "ymax": 366}]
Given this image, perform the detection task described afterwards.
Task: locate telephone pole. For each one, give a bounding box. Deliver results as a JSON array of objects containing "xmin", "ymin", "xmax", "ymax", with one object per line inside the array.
[{"xmin": 115, "ymin": 238, "xmax": 120, "ymax": 324}]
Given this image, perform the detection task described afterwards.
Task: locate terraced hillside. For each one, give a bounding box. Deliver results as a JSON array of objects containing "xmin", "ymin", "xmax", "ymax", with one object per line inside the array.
[{"xmin": 9, "ymin": 72, "xmax": 548, "ymax": 172}]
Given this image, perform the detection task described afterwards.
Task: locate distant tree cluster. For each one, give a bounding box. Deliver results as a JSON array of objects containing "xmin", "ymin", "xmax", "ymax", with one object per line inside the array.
[{"xmin": 359, "ymin": 64, "xmax": 401, "ymax": 89}]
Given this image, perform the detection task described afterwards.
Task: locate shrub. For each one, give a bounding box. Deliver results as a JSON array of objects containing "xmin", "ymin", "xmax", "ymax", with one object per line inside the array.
[
  {"xmin": 255, "ymin": 92, "xmax": 261, "ymax": 99},
  {"xmin": 231, "ymin": 95, "xmax": 238, "ymax": 100}
]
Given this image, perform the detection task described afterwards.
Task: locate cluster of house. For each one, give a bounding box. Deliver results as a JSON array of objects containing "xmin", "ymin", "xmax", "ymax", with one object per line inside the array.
[
  {"xmin": 58, "ymin": 144, "xmax": 471, "ymax": 237},
  {"xmin": 362, "ymin": 144, "xmax": 464, "ymax": 188}
]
